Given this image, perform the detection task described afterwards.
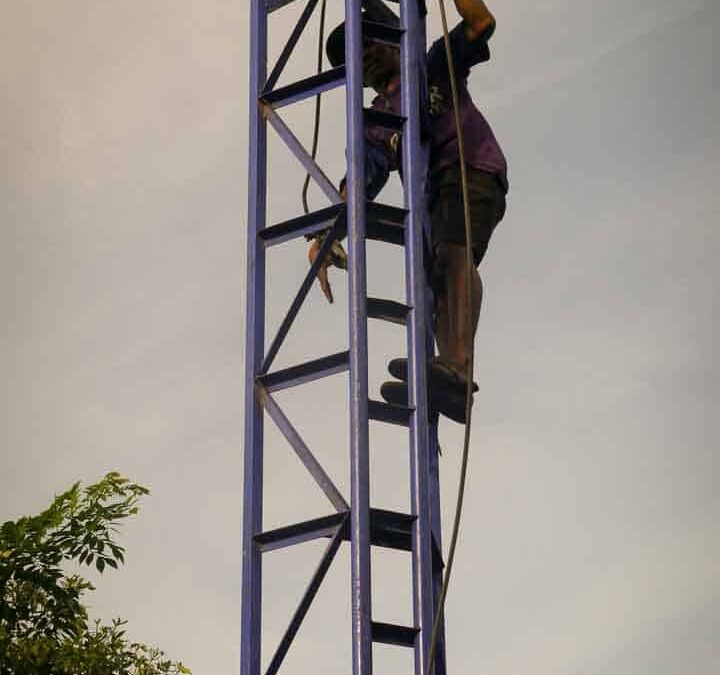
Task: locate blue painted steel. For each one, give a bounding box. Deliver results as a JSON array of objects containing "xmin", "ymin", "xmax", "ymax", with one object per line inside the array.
[
  {"xmin": 254, "ymin": 512, "xmax": 347, "ymax": 552},
  {"xmin": 262, "ymin": 67, "xmax": 347, "ymax": 108},
  {"xmin": 265, "ymin": 0, "xmax": 302, "ymax": 13},
  {"xmin": 259, "ymin": 389, "xmax": 349, "ymax": 511},
  {"xmin": 399, "ymin": 0, "xmax": 435, "ymax": 672},
  {"xmin": 242, "ymin": 2, "xmax": 449, "ymax": 674},
  {"xmin": 265, "ymin": 520, "xmax": 348, "ymax": 675},
  {"xmin": 363, "ymin": 107, "xmax": 406, "ymax": 130},
  {"xmin": 367, "ymin": 399, "xmax": 413, "ymax": 426},
  {"xmin": 241, "ymin": 0, "xmax": 267, "ymax": 673},
  {"xmin": 258, "ymin": 351, "xmax": 350, "ymax": 392},
  {"xmin": 367, "ymin": 297, "xmax": 411, "ymax": 325},
  {"xmin": 417, "ymin": 15, "xmax": 449, "ymax": 670},
  {"xmin": 259, "ymin": 204, "xmax": 344, "ymax": 247},
  {"xmin": 263, "ymin": 107, "xmax": 342, "ymax": 203},
  {"xmin": 264, "ymin": 0, "xmax": 321, "ymax": 92},
  {"xmin": 344, "ymin": 1, "xmax": 372, "ymax": 674},
  {"xmin": 372, "ymin": 622, "xmax": 419, "ymax": 647},
  {"xmin": 260, "ymin": 224, "xmax": 339, "ymax": 373},
  {"xmin": 428, "ymin": 435, "xmax": 448, "ymax": 675}
]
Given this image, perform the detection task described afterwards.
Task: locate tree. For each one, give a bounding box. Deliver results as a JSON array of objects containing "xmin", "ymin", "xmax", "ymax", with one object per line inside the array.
[{"xmin": 0, "ymin": 472, "xmax": 190, "ymax": 674}]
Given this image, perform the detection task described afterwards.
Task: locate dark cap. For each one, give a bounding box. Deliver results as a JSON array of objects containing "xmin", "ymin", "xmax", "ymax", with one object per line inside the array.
[{"xmin": 325, "ymin": 0, "xmax": 400, "ymax": 68}]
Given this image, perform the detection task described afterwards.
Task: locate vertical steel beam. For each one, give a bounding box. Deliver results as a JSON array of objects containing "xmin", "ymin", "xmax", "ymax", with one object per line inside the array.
[
  {"xmin": 242, "ymin": 3, "xmax": 448, "ymax": 675},
  {"xmin": 429, "ymin": 445, "xmax": 448, "ymax": 675},
  {"xmin": 241, "ymin": 0, "xmax": 267, "ymax": 673},
  {"xmin": 416, "ymin": 7, "xmax": 448, "ymax": 670},
  {"xmin": 399, "ymin": 0, "xmax": 435, "ymax": 673},
  {"xmin": 345, "ymin": 1, "xmax": 372, "ymax": 674}
]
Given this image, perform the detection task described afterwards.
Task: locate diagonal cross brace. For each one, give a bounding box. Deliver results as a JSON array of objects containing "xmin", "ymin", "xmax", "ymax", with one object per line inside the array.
[
  {"xmin": 265, "ymin": 0, "xmax": 300, "ymax": 12},
  {"xmin": 263, "ymin": 105, "xmax": 342, "ymax": 205},
  {"xmin": 258, "ymin": 387, "xmax": 349, "ymax": 512},
  {"xmin": 258, "ymin": 351, "xmax": 350, "ymax": 393},
  {"xmin": 260, "ymin": 223, "xmax": 340, "ymax": 374},
  {"xmin": 264, "ymin": 0, "xmax": 321, "ymax": 93},
  {"xmin": 264, "ymin": 517, "xmax": 348, "ymax": 675}
]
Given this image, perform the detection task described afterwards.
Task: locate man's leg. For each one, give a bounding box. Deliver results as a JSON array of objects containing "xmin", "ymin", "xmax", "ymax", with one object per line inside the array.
[
  {"xmin": 382, "ymin": 242, "xmax": 481, "ymax": 423},
  {"xmin": 434, "ymin": 243, "xmax": 482, "ymax": 377}
]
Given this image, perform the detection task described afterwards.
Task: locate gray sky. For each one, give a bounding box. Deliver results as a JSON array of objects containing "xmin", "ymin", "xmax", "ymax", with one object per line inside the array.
[{"xmin": 2, "ymin": 1, "xmax": 719, "ymax": 674}]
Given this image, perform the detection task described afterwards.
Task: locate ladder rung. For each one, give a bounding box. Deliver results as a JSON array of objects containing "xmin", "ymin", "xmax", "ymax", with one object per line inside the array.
[
  {"xmin": 265, "ymin": 0, "xmax": 299, "ymax": 13},
  {"xmin": 371, "ymin": 622, "xmax": 418, "ymax": 648},
  {"xmin": 368, "ymin": 201, "xmax": 407, "ymax": 227},
  {"xmin": 254, "ymin": 513, "xmax": 347, "ymax": 553},
  {"xmin": 262, "ymin": 67, "xmax": 346, "ymax": 109},
  {"xmin": 362, "ymin": 20, "xmax": 405, "ymax": 48},
  {"xmin": 367, "ymin": 202, "xmax": 407, "ymax": 246},
  {"xmin": 370, "ymin": 509, "xmax": 415, "ymax": 551},
  {"xmin": 367, "ymin": 297, "xmax": 409, "ymax": 325},
  {"xmin": 256, "ymin": 510, "xmax": 415, "ymax": 553},
  {"xmin": 259, "ymin": 204, "xmax": 343, "ymax": 247},
  {"xmin": 364, "ymin": 107, "xmax": 405, "ymax": 132},
  {"xmin": 432, "ymin": 535, "xmax": 445, "ymax": 572},
  {"xmin": 369, "ymin": 399, "xmax": 412, "ymax": 427},
  {"xmin": 258, "ymin": 351, "xmax": 349, "ymax": 393}
]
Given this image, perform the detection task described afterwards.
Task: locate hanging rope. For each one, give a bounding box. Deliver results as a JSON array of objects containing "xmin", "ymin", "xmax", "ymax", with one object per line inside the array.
[
  {"xmin": 302, "ymin": 0, "xmax": 328, "ymax": 214},
  {"xmin": 425, "ymin": 1, "xmax": 477, "ymax": 673},
  {"xmin": 303, "ymin": 5, "xmax": 478, "ymax": 672}
]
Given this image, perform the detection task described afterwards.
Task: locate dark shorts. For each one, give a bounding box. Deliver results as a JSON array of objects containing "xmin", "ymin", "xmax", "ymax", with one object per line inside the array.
[{"xmin": 429, "ymin": 164, "xmax": 506, "ymax": 265}]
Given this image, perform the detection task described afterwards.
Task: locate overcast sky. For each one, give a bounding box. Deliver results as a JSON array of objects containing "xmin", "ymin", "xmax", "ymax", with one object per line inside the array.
[{"xmin": 2, "ymin": 1, "xmax": 719, "ymax": 674}]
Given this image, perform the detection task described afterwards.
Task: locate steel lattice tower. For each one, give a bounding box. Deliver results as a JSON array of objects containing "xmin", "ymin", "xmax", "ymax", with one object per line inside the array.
[{"xmin": 241, "ymin": 0, "xmax": 448, "ymax": 673}]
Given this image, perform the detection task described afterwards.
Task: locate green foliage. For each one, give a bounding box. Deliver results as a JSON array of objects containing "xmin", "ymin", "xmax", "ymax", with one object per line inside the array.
[{"xmin": 0, "ymin": 473, "xmax": 190, "ymax": 674}]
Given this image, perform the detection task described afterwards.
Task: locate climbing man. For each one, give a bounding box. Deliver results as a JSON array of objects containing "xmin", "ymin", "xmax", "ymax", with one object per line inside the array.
[{"xmin": 308, "ymin": 0, "xmax": 508, "ymax": 423}]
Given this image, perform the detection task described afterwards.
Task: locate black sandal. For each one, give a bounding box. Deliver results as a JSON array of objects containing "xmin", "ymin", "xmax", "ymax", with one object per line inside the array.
[
  {"xmin": 380, "ymin": 380, "xmax": 471, "ymax": 425},
  {"xmin": 387, "ymin": 357, "xmax": 479, "ymax": 394}
]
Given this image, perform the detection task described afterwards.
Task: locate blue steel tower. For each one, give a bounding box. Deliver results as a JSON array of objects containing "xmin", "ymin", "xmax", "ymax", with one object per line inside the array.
[{"xmin": 241, "ymin": 0, "xmax": 448, "ymax": 673}]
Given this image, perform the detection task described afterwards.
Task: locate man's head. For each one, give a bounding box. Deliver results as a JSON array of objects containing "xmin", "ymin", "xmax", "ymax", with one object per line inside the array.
[
  {"xmin": 325, "ymin": 0, "xmax": 401, "ymax": 92},
  {"xmin": 326, "ymin": 31, "xmax": 400, "ymax": 92},
  {"xmin": 361, "ymin": 42, "xmax": 400, "ymax": 91}
]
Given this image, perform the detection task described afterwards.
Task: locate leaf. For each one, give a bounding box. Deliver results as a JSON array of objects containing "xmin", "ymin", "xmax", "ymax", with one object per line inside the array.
[{"xmin": 0, "ymin": 474, "xmax": 188, "ymax": 673}]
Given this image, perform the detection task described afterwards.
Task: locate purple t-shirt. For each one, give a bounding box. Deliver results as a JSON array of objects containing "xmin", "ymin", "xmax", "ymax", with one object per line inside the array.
[{"xmin": 367, "ymin": 21, "xmax": 508, "ymax": 193}]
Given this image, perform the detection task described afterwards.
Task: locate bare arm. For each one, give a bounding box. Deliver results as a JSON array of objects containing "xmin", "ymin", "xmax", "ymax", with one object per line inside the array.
[{"xmin": 452, "ymin": 0, "xmax": 495, "ymax": 40}]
